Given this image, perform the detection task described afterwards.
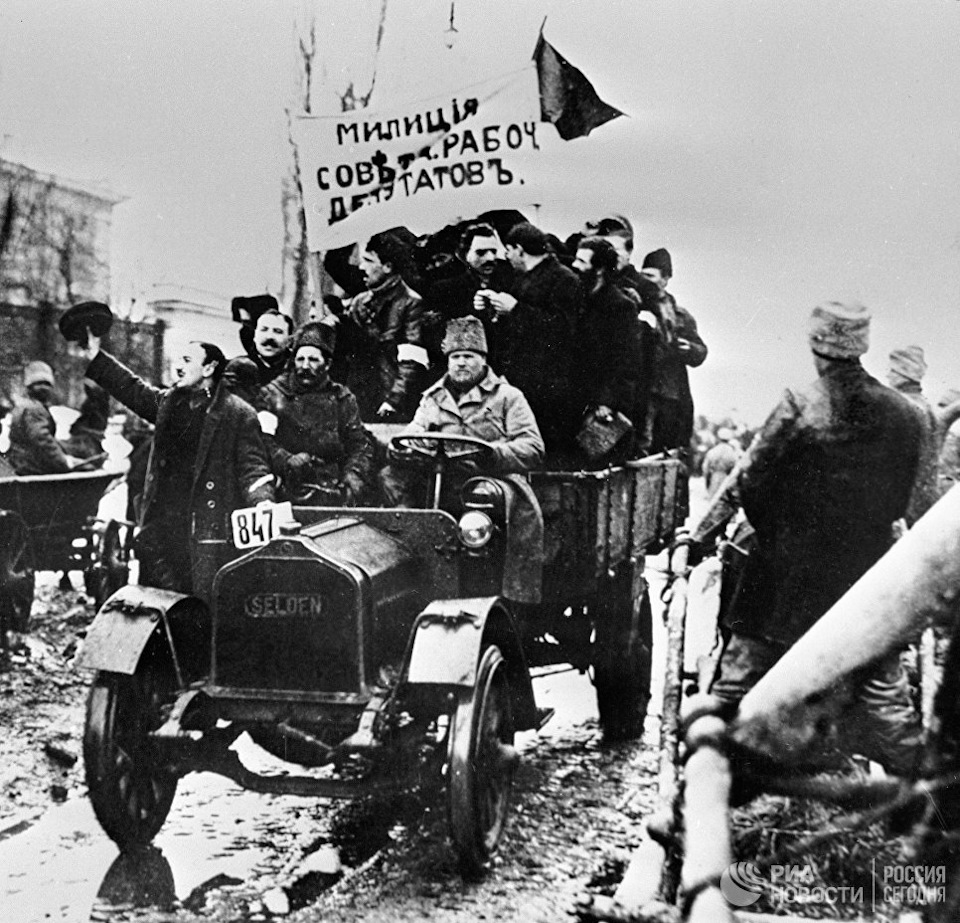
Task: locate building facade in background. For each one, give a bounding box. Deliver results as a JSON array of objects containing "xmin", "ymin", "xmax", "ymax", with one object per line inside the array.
[{"xmin": 0, "ymin": 158, "xmax": 163, "ymax": 408}]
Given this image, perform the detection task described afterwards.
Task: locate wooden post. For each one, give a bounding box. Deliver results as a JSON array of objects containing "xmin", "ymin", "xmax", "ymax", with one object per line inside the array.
[
  {"xmin": 683, "ymin": 711, "xmax": 735, "ymax": 923},
  {"xmin": 605, "ymin": 542, "xmax": 690, "ymax": 918}
]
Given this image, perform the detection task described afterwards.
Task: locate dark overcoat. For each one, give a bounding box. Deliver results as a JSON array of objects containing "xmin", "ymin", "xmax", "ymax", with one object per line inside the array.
[
  {"xmin": 341, "ymin": 274, "xmax": 425, "ymax": 421},
  {"xmin": 87, "ymin": 351, "xmax": 274, "ymax": 597},
  {"xmin": 895, "ymin": 382, "xmax": 941, "ymax": 525},
  {"xmin": 732, "ymin": 361, "xmax": 921, "ymax": 646},
  {"xmin": 255, "ymin": 371, "xmax": 374, "ymax": 497},
  {"xmin": 577, "ymin": 280, "xmax": 643, "ymax": 419},
  {"xmin": 498, "ymin": 254, "xmax": 583, "ymax": 448}
]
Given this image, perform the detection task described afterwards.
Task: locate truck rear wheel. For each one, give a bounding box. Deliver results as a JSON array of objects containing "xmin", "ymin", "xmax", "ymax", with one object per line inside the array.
[
  {"xmin": 593, "ymin": 566, "xmax": 653, "ymax": 742},
  {"xmin": 84, "ymin": 664, "xmax": 178, "ymax": 847},
  {"xmin": 446, "ymin": 644, "xmax": 519, "ymax": 877}
]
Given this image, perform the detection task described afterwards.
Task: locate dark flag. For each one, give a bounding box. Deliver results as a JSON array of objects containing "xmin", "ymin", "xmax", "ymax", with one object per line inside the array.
[{"xmin": 534, "ymin": 35, "xmax": 624, "ymax": 140}]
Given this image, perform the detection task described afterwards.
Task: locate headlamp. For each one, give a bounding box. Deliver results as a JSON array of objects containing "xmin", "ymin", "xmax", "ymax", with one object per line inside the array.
[{"xmin": 457, "ymin": 510, "xmax": 494, "ymax": 549}]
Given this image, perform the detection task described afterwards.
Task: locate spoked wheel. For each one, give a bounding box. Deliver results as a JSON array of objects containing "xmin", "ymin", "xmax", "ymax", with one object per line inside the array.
[
  {"xmin": 593, "ymin": 564, "xmax": 653, "ymax": 742},
  {"xmin": 446, "ymin": 644, "xmax": 519, "ymax": 877},
  {"xmin": 85, "ymin": 521, "xmax": 130, "ymax": 609},
  {"xmin": 84, "ymin": 662, "xmax": 178, "ymax": 848},
  {"xmin": 0, "ymin": 511, "xmax": 35, "ymax": 637}
]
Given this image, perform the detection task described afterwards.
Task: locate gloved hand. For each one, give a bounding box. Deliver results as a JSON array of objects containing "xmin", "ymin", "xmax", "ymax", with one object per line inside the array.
[{"xmin": 283, "ymin": 452, "xmax": 315, "ymax": 488}]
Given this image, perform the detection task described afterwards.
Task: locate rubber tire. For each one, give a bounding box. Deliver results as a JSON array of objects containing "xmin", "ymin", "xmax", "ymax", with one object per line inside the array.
[
  {"xmin": 593, "ymin": 570, "xmax": 653, "ymax": 742},
  {"xmin": 84, "ymin": 665, "xmax": 178, "ymax": 848},
  {"xmin": 447, "ymin": 644, "xmax": 517, "ymax": 877}
]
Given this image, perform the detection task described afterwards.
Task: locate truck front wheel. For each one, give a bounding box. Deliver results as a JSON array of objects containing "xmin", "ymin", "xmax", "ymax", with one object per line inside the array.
[
  {"xmin": 84, "ymin": 663, "xmax": 178, "ymax": 847},
  {"xmin": 593, "ymin": 566, "xmax": 653, "ymax": 742},
  {"xmin": 446, "ymin": 644, "xmax": 519, "ymax": 877}
]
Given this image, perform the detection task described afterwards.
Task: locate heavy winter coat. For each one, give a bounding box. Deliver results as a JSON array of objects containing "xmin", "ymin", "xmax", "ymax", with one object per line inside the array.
[
  {"xmin": 87, "ymin": 351, "xmax": 274, "ymax": 598},
  {"xmin": 405, "ymin": 368, "xmax": 545, "ymax": 602},
  {"xmin": 420, "ymin": 259, "xmax": 514, "ymax": 379},
  {"xmin": 649, "ymin": 299, "xmax": 708, "ymax": 402},
  {"xmin": 8, "ymin": 394, "xmax": 72, "ymax": 475},
  {"xmin": 732, "ymin": 360, "xmax": 921, "ymax": 646},
  {"xmin": 409, "ymin": 368, "xmax": 544, "ymax": 473},
  {"xmin": 577, "ymin": 280, "xmax": 643, "ymax": 419},
  {"xmin": 497, "ymin": 254, "xmax": 583, "ymax": 449},
  {"xmin": 894, "ymin": 382, "xmax": 941, "ymax": 525},
  {"xmin": 341, "ymin": 274, "xmax": 425, "ymax": 420},
  {"xmin": 255, "ymin": 371, "xmax": 374, "ymax": 498}
]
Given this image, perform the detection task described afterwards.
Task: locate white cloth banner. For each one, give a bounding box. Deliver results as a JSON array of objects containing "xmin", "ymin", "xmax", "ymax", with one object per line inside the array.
[{"xmin": 292, "ymin": 66, "xmax": 555, "ymax": 251}]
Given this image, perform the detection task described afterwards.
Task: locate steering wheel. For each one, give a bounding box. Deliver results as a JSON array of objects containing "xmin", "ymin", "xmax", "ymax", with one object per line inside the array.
[
  {"xmin": 390, "ymin": 433, "xmax": 496, "ymax": 467},
  {"xmin": 389, "ymin": 433, "xmax": 498, "ymax": 510}
]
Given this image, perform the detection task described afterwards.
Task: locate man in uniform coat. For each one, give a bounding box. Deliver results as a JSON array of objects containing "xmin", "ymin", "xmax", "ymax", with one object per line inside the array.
[{"xmin": 707, "ymin": 301, "xmax": 923, "ymax": 774}]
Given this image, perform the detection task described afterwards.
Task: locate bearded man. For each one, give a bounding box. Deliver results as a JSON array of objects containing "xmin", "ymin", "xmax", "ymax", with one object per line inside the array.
[
  {"xmin": 255, "ymin": 322, "xmax": 373, "ymax": 505},
  {"xmin": 380, "ymin": 317, "xmax": 544, "ymax": 602},
  {"xmin": 571, "ymin": 237, "xmax": 643, "ymax": 456}
]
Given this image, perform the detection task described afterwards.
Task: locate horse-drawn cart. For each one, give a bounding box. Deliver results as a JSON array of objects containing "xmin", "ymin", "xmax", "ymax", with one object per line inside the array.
[{"xmin": 0, "ymin": 469, "xmax": 131, "ymax": 652}]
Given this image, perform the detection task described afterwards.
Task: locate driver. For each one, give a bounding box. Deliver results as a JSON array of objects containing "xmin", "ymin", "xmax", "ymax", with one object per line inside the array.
[{"xmin": 381, "ymin": 316, "xmax": 545, "ymax": 602}]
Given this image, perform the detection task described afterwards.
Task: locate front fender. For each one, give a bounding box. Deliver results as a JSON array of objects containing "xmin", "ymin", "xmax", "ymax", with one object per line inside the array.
[
  {"xmin": 76, "ymin": 585, "xmax": 209, "ymax": 681},
  {"xmin": 404, "ymin": 596, "xmax": 537, "ymax": 730}
]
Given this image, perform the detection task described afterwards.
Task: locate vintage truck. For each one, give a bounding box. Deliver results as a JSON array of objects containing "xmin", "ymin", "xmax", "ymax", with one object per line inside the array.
[{"xmin": 77, "ymin": 432, "xmax": 686, "ymax": 875}]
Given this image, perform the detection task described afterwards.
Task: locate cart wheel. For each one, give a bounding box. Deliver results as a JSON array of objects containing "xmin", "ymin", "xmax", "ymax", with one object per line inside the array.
[
  {"xmin": 446, "ymin": 644, "xmax": 518, "ymax": 877},
  {"xmin": 86, "ymin": 521, "xmax": 129, "ymax": 609},
  {"xmin": 0, "ymin": 512, "xmax": 34, "ymax": 635},
  {"xmin": 593, "ymin": 568, "xmax": 653, "ymax": 742},
  {"xmin": 84, "ymin": 662, "xmax": 178, "ymax": 847}
]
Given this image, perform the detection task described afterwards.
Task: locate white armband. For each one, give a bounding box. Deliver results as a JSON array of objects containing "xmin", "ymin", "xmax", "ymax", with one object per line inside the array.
[
  {"xmin": 397, "ymin": 343, "xmax": 429, "ymax": 368},
  {"xmin": 257, "ymin": 411, "xmax": 279, "ymax": 436}
]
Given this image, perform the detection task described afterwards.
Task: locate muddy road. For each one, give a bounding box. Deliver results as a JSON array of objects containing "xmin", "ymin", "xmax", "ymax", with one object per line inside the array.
[{"xmin": 2, "ymin": 665, "xmax": 665, "ymax": 923}]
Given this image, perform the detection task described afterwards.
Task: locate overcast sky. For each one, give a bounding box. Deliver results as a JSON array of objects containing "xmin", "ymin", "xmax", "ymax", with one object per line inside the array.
[{"xmin": 1, "ymin": 0, "xmax": 958, "ymax": 423}]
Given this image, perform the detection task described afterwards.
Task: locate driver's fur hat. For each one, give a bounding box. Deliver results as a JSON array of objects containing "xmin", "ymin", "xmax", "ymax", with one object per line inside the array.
[
  {"xmin": 808, "ymin": 301, "xmax": 870, "ymax": 360},
  {"xmin": 24, "ymin": 360, "xmax": 55, "ymax": 388},
  {"xmin": 442, "ymin": 316, "xmax": 487, "ymax": 355}
]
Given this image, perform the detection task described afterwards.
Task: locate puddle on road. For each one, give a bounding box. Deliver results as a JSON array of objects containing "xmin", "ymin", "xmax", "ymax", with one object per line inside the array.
[{"xmin": 2, "ymin": 672, "xmax": 617, "ymax": 922}]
